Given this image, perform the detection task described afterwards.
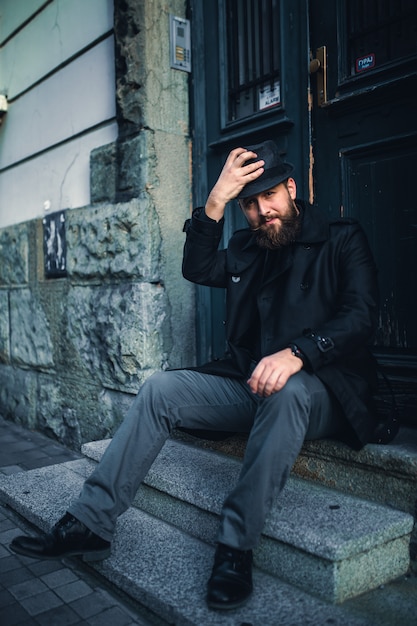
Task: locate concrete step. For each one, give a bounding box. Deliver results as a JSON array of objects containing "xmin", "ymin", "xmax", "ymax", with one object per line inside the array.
[
  {"xmin": 172, "ymin": 428, "xmax": 417, "ymax": 516},
  {"xmin": 293, "ymin": 428, "xmax": 417, "ymax": 515},
  {"xmin": 292, "ymin": 428, "xmax": 417, "ymax": 566},
  {"xmin": 79, "ymin": 438, "xmax": 414, "ymax": 603},
  {"xmin": 172, "ymin": 427, "xmax": 417, "ymax": 567},
  {"xmin": 0, "ymin": 462, "xmax": 374, "ymax": 626}
]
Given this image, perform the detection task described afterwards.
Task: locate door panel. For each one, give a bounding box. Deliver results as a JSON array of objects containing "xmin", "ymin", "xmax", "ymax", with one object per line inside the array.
[
  {"xmin": 343, "ymin": 137, "xmax": 417, "ymax": 349},
  {"xmin": 309, "ymin": 0, "xmax": 417, "ymax": 424}
]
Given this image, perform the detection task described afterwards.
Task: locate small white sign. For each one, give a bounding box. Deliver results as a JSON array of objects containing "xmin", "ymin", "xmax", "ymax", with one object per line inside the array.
[{"xmin": 259, "ymin": 81, "xmax": 281, "ymax": 111}]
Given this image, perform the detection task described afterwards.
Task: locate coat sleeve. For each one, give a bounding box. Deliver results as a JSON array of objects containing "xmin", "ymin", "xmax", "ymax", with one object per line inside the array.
[
  {"xmin": 182, "ymin": 208, "xmax": 229, "ymax": 288},
  {"xmin": 294, "ymin": 222, "xmax": 379, "ymax": 371}
]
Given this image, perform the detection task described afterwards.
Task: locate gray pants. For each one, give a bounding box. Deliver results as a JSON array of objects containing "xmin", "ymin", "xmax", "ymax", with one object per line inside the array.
[{"xmin": 69, "ymin": 369, "xmax": 345, "ymax": 550}]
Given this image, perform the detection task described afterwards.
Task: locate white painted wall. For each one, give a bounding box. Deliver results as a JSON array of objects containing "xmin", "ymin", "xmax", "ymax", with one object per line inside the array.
[{"xmin": 0, "ymin": 0, "xmax": 117, "ymax": 228}]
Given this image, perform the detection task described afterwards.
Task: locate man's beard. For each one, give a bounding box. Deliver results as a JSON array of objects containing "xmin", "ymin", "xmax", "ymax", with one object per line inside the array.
[{"xmin": 254, "ymin": 202, "xmax": 301, "ymax": 249}]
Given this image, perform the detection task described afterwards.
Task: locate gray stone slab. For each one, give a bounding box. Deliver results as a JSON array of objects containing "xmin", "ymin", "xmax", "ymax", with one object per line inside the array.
[
  {"xmin": 0, "ymin": 464, "xmax": 86, "ymax": 532},
  {"xmin": 96, "ymin": 507, "xmax": 375, "ymax": 626},
  {"xmin": 0, "ymin": 466, "xmax": 372, "ymax": 625},
  {"xmin": 293, "ymin": 429, "xmax": 417, "ymax": 515},
  {"xmin": 292, "ymin": 429, "xmax": 417, "ymax": 576}
]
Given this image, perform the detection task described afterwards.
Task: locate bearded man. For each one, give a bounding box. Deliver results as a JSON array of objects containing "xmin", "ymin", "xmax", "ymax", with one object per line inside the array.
[{"xmin": 10, "ymin": 140, "xmax": 379, "ymax": 611}]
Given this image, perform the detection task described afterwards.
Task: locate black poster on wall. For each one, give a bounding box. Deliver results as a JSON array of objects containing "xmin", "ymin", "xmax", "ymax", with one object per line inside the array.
[{"xmin": 42, "ymin": 211, "xmax": 67, "ymax": 278}]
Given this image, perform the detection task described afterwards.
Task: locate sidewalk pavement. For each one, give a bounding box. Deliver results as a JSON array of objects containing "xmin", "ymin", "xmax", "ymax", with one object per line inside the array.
[{"xmin": 0, "ymin": 415, "xmax": 166, "ymax": 626}]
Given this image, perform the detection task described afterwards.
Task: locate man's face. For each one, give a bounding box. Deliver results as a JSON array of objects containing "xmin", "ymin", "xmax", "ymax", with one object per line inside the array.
[{"xmin": 239, "ymin": 178, "xmax": 301, "ymax": 249}]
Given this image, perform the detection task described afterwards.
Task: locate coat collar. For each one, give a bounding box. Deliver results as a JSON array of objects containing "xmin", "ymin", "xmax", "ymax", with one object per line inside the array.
[{"xmin": 295, "ymin": 201, "xmax": 329, "ymax": 244}]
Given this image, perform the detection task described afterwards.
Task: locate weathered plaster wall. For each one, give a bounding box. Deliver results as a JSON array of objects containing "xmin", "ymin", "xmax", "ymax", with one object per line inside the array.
[
  {"xmin": 0, "ymin": 0, "xmax": 195, "ymax": 448},
  {"xmin": 92, "ymin": 0, "xmax": 195, "ymax": 368}
]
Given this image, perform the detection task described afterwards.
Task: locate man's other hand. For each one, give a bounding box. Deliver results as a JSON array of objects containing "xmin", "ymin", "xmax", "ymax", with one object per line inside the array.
[{"xmin": 247, "ymin": 348, "xmax": 303, "ymax": 397}]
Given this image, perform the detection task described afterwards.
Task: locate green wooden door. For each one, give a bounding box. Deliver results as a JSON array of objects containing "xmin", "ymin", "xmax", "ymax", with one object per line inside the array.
[{"xmin": 309, "ymin": 0, "xmax": 417, "ymax": 424}]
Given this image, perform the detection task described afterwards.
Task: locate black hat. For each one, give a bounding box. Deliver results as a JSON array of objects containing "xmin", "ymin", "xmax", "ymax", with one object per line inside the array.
[{"xmin": 238, "ymin": 140, "xmax": 295, "ymax": 199}]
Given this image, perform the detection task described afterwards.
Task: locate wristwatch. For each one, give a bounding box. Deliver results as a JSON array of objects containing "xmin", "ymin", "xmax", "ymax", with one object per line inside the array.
[{"xmin": 288, "ymin": 343, "xmax": 305, "ymax": 363}]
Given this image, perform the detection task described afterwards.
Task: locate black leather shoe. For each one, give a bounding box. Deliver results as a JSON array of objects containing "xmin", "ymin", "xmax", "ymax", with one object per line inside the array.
[
  {"xmin": 10, "ymin": 513, "xmax": 111, "ymax": 562},
  {"xmin": 206, "ymin": 543, "xmax": 253, "ymax": 610}
]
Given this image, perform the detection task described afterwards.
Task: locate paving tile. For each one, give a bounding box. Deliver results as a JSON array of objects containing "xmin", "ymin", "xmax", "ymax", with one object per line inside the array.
[
  {"xmin": 12, "ymin": 551, "xmax": 42, "ymax": 568},
  {"xmin": 0, "ymin": 527, "xmax": 22, "ymax": 544},
  {"xmin": 9, "ymin": 577, "xmax": 50, "ymax": 601},
  {"xmin": 28, "ymin": 560, "xmax": 66, "ymax": 577},
  {"xmin": 87, "ymin": 605, "xmax": 135, "ymax": 626},
  {"xmin": 0, "ymin": 446, "xmax": 20, "ymax": 456},
  {"xmin": 23, "ymin": 448, "xmax": 53, "ymax": 461},
  {"xmin": 34, "ymin": 602, "xmax": 81, "ymax": 625},
  {"xmin": 0, "ymin": 602, "xmax": 33, "ymax": 625},
  {"xmin": 0, "ymin": 434, "xmax": 19, "ymax": 444},
  {"xmin": 7, "ymin": 441, "xmax": 37, "ymax": 453},
  {"xmin": 0, "ymin": 565, "xmax": 34, "ymax": 587},
  {"xmin": 69, "ymin": 589, "xmax": 115, "ymax": 619},
  {"xmin": 0, "ymin": 518, "xmax": 15, "ymax": 532},
  {"xmin": 22, "ymin": 457, "xmax": 68, "ymax": 470},
  {"xmin": 0, "ymin": 458, "xmax": 19, "ymax": 468},
  {"xmin": 20, "ymin": 589, "xmax": 63, "ymax": 616},
  {"xmin": 0, "ymin": 543, "xmax": 9, "ymax": 558},
  {"xmin": 0, "ymin": 554, "xmax": 25, "ymax": 573},
  {"xmin": 41, "ymin": 568, "xmax": 79, "ymax": 589},
  {"xmin": 54, "ymin": 579, "xmax": 93, "ymax": 603},
  {"xmin": 0, "ymin": 588, "xmax": 16, "ymax": 608},
  {"xmin": 25, "ymin": 432, "xmax": 55, "ymax": 445},
  {"xmin": 41, "ymin": 444, "xmax": 74, "ymax": 457}
]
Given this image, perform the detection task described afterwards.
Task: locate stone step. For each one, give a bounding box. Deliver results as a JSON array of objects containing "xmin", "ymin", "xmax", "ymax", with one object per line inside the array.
[
  {"xmin": 293, "ymin": 428, "xmax": 417, "ymax": 515},
  {"xmin": 292, "ymin": 428, "xmax": 417, "ymax": 566},
  {"xmin": 172, "ymin": 428, "xmax": 417, "ymax": 517},
  {"xmin": 79, "ymin": 438, "xmax": 414, "ymax": 603},
  {"xmin": 173, "ymin": 427, "xmax": 417, "ymax": 567},
  {"xmin": 0, "ymin": 462, "xmax": 373, "ymax": 626}
]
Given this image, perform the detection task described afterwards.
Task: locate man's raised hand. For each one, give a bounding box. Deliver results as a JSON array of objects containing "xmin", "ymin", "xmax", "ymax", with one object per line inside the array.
[{"xmin": 205, "ymin": 148, "xmax": 264, "ymax": 222}]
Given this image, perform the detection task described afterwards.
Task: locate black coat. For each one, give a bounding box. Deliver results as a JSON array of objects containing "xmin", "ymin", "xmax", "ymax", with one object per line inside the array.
[{"xmin": 182, "ymin": 201, "xmax": 379, "ymax": 449}]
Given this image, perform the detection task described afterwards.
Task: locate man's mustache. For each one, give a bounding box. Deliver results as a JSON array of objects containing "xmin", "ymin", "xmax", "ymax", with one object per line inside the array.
[{"xmin": 251, "ymin": 215, "xmax": 287, "ymax": 231}]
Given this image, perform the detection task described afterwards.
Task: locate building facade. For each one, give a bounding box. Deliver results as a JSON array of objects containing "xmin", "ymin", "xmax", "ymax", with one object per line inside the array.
[{"xmin": 0, "ymin": 0, "xmax": 416, "ymax": 448}]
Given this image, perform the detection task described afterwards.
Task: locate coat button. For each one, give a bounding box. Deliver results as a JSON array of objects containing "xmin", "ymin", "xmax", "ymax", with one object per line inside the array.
[
  {"xmin": 300, "ymin": 282, "xmax": 309, "ymax": 290},
  {"xmin": 303, "ymin": 244, "xmax": 311, "ymax": 250}
]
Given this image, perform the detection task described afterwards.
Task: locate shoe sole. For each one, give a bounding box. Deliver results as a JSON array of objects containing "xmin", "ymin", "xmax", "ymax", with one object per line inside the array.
[
  {"xmin": 82, "ymin": 548, "xmax": 111, "ymax": 562},
  {"xmin": 10, "ymin": 542, "xmax": 111, "ymax": 562},
  {"xmin": 206, "ymin": 594, "xmax": 252, "ymax": 611}
]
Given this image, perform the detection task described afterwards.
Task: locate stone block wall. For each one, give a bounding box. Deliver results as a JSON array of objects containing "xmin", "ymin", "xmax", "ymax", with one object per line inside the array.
[{"xmin": 0, "ymin": 192, "xmax": 175, "ymax": 448}]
